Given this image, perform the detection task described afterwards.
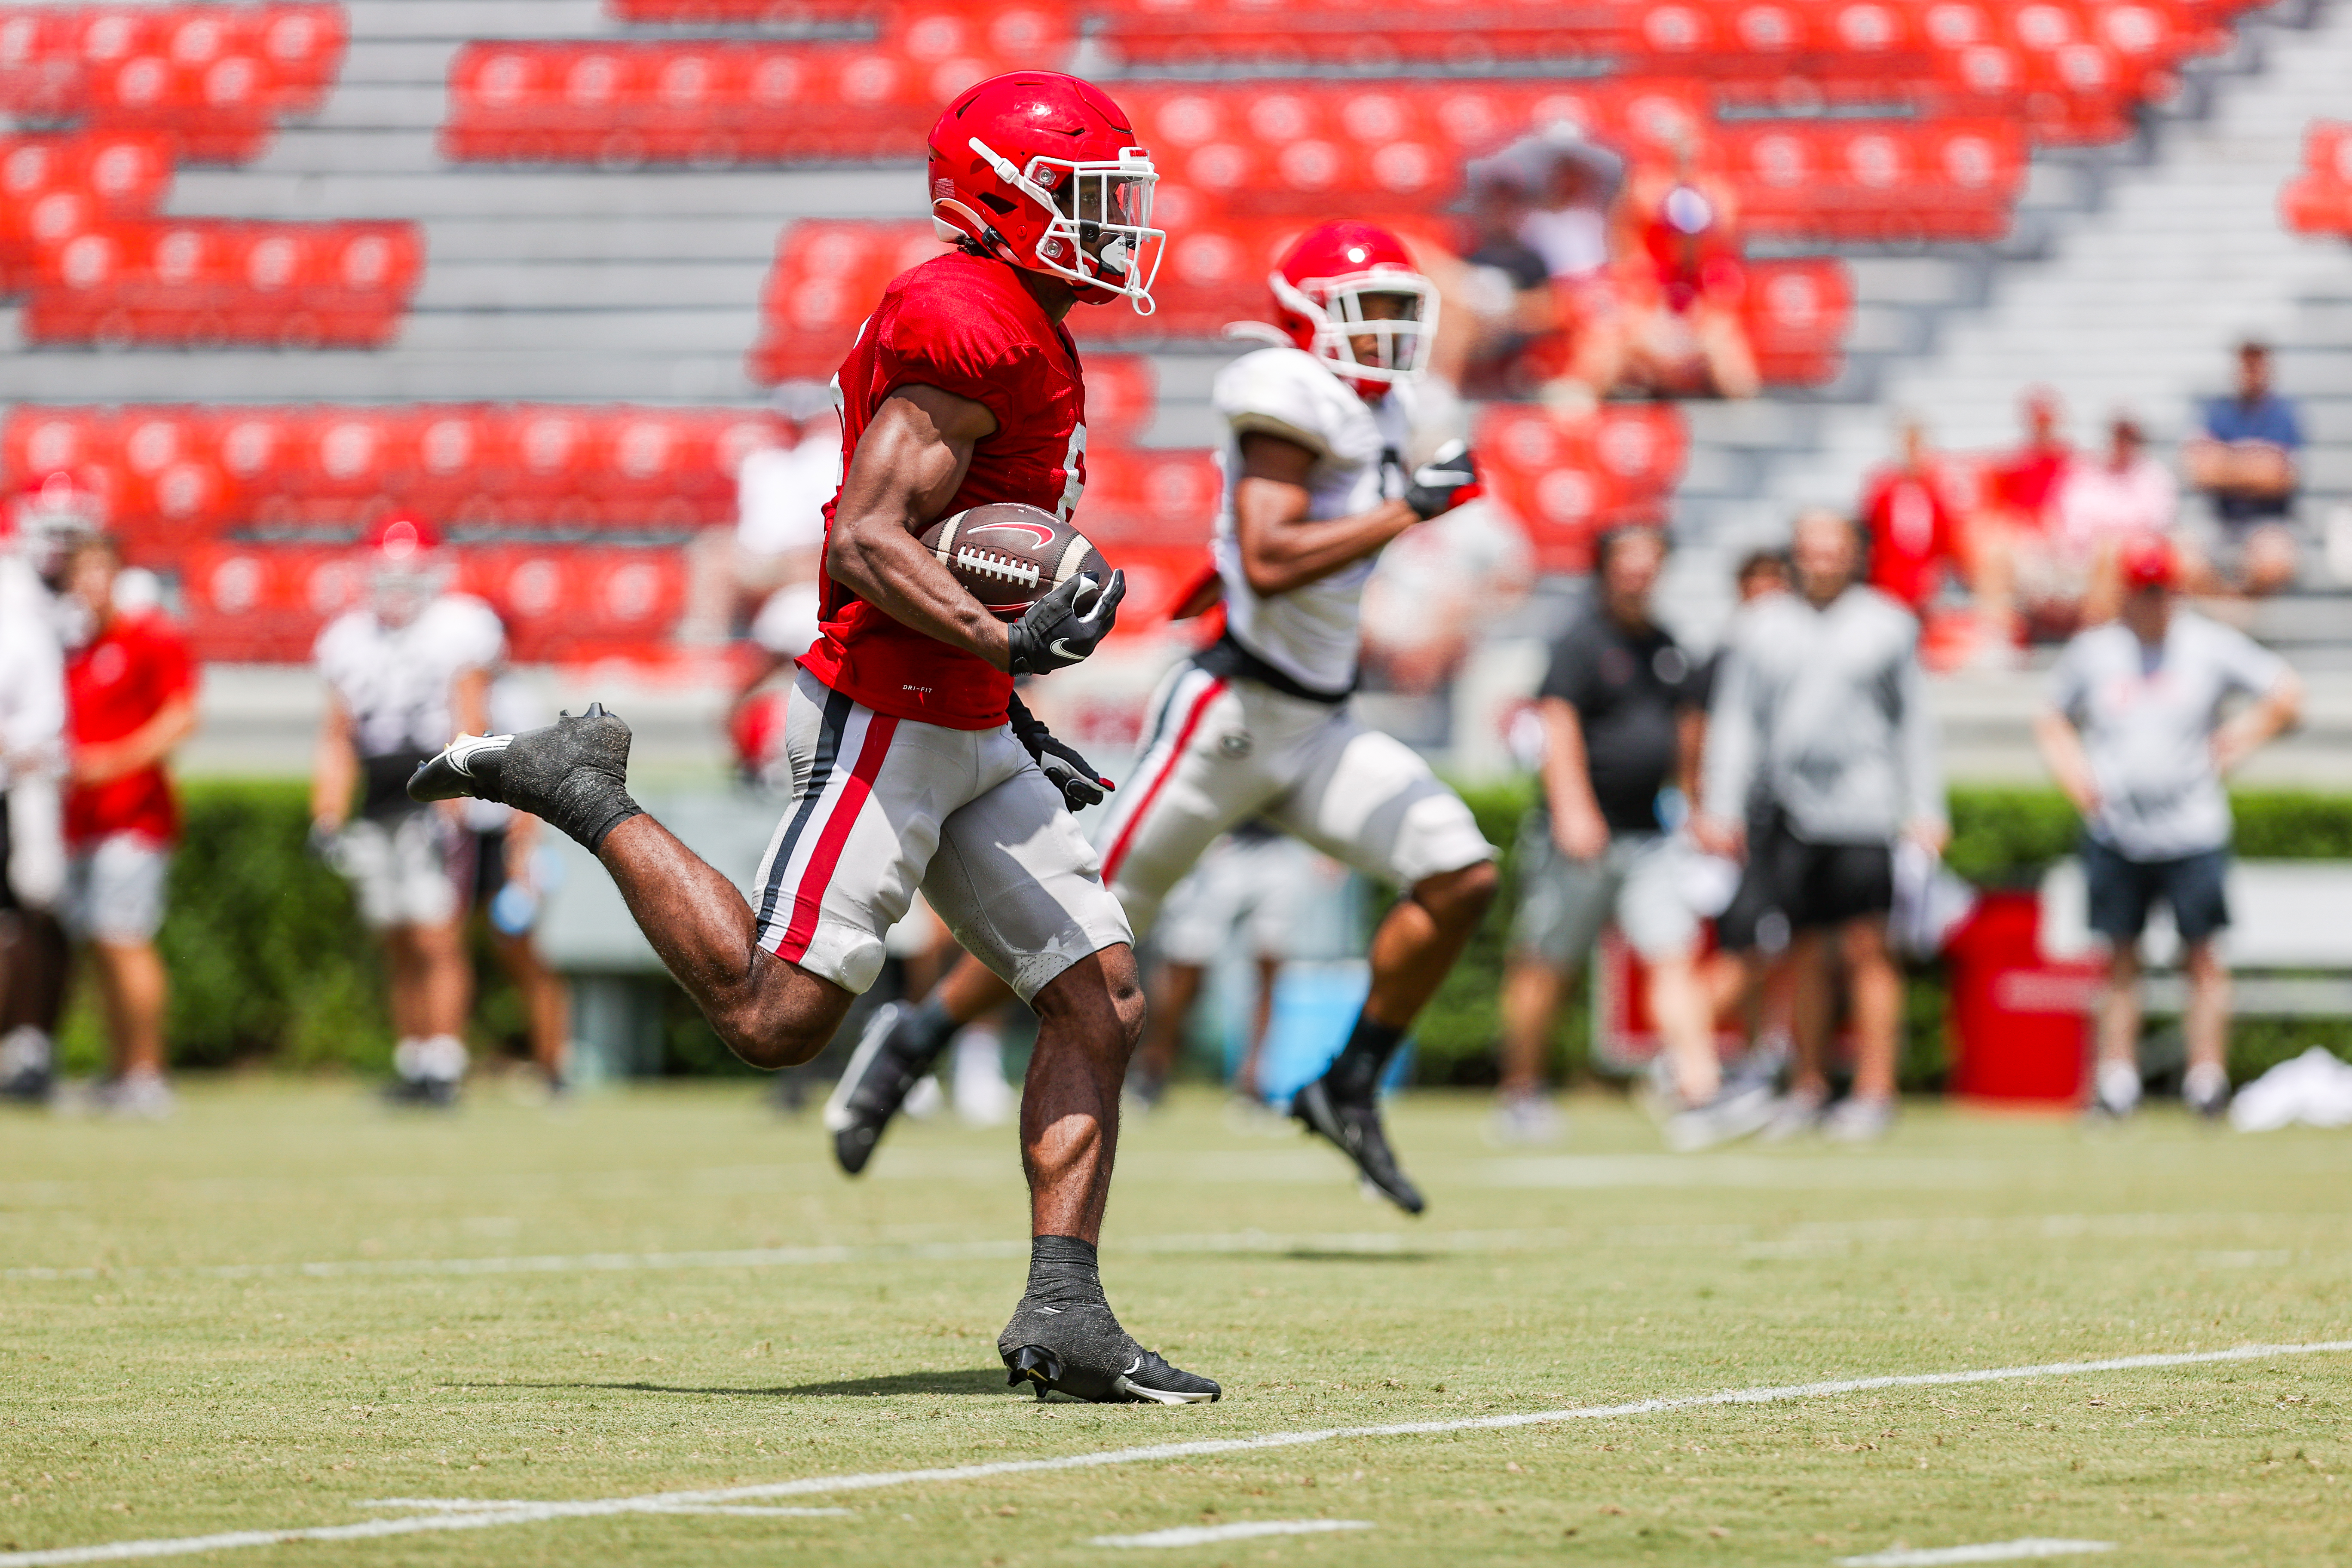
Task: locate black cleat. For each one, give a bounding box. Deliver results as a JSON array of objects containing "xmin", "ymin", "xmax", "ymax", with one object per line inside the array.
[
  {"xmin": 381, "ymin": 1076, "xmax": 459, "ymax": 1110},
  {"xmin": 408, "ymin": 703, "xmax": 640, "ymax": 852},
  {"xmin": 1292, "ymin": 1076, "xmax": 1426, "ymax": 1216},
  {"xmin": 998, "ymin": 1296, "xmax": 1220, "ymax": 1405},
  {"xmin": 823, "ymin": 1002, "xmax": 946, "ymax": 1176}
]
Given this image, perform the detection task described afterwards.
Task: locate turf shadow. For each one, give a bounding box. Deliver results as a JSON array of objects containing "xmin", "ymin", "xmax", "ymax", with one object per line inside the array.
[
  {"xmin": 450, "ymin": 1368, "xmax": 1008, "ymax": 1399},
  {"xmin": 1281, "ymin": 1248, "xmax": 1439, "ymax": 1264}
]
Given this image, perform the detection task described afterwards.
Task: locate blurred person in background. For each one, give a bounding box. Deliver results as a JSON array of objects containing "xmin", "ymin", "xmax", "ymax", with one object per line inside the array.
[
  {"xmin": 2051, "ymin": 413, "xmax": 2181, "ymax": 626},
  {"xmin": 2182, "ymin": 339, "xmax": 2303, "ymax": 598},
  {"xmin": 1123, "ymin": 821, "xmax": 1314, "ymax": 1112},
  {"xmin": 1609, "ymin": 142, "xmax": 1759, "ymax": 401},
  {"xmin": 1495, "ymin": 526, "xmax": 1769, "ymax": 1149},
  {"xmin": 678, "ymin": 402, "xmax": 832, "ymax": 645},
  {"xmin": 1690, "ymin": 549, "xmax": 1797, "ymax": 1068},
  {"xmin": 58, "ymin": 536, "xmax": 198, "ymax": 1118},
  {"xmin": 455, "ymin": 666, "xmax": 570, "ymax": 1096},
  {"xmin": 1859, "ymin": 419, "xmax": 1972, "ymax": 619},
  {"xmin": 1969, "ymin": 387, "xmax": 2076, "ymax": 645},
  {"xmin": 311, "ymin": 514, "xmax": 504, "ymax": 1107},
  {"xmin": 1429, "ymin": 127, "xmax": 1626, "ymax": 403},
  {"xmin": 1358, "ymin": 489, "xmax": 1531, "ymax": 695},
  {"xmin": 1698, "ymin": 510, "xmax": 1948, "ymax": 1142},
  {"xmin": 2034, "ymin": 536, "xmax": 2301, "ymax": 1120},
  {"xmin": 0, "ymin": 475, "xmax": 98, "ymax": 1104}
]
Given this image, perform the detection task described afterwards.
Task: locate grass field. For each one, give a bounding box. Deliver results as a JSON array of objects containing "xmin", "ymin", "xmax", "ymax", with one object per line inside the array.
[{"xmin": 4, "ymin": 1081, "xmax": 2350, "ymax": 1567}]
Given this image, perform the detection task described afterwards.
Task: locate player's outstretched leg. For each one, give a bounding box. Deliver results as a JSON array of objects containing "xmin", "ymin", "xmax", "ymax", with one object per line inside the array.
[
  {"xmin": 825, "ymin": 955, "xmax": 1017, "ymax": 1175},
  {"xmin": 1294, "ymin": 861, "xmax": 1498, "ymax": 1216},
  {"xmin": 999, "ymin": 945, "xmax": 1219, "ymax": 1404},
  {"xmin": 407, "ymin": 703, "xmax": 643, "ymax": 854}
]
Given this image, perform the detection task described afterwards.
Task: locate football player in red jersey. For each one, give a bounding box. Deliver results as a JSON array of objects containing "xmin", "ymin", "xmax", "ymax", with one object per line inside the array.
[
  {"xmin": 826, "ymin": 221, "xmax": 1497, "ymax": 1216},
  {"xmin": 411, "ymin": 72, "xmax": 1216, "ymax": 1406}
]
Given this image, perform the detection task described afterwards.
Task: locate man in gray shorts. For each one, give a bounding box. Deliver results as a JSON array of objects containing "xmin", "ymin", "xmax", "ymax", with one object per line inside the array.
[
  {"xmin": 2036, "ymin": 534, "xmax": 2300, "ymax": 1118},
  {"xmin": 1498, "ymin": 525, "xmax": 1768, "ymax": 1149}
]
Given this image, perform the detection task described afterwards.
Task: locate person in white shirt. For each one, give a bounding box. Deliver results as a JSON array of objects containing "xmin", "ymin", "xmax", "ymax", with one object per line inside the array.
[
  {"xmin": 825, "ymin": 220, "xmax": 1497, "ymax": 1214},
  {"xmin": 2050, "ymin": 413, "xmax": 2187, "ymax": 624},
  {"xmin": 0, "ymin": 475, "xmax": 92, "ymax": 1103},
  {"xmin": 310, "ymin": 514, "xmax": 505, "ymax": 1106},
  {"xmin": 679, "ymin": 410, "xmax": 837, "ymax": 647},
  {"xmin": 2035, "ymin": 535, "xmax": 2301, "ymax": 1119}
]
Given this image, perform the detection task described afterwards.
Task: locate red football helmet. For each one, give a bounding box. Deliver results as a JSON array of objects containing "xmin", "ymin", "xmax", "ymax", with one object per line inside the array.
[
  {"xmin": 362, "ymin": 509, "xmax": 448, "ymax": 626},
  {"xmin": 1265, "ymin": 220, "xmax": 1439, "ymax": 394},
  {"xmin": 928, "ymin": 70, "xmax": 1164, "ymax": 315}
]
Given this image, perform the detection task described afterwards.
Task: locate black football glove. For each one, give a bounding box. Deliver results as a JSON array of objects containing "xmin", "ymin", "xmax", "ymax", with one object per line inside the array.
[
  {"xmin": 1007, "ymin": 693, "xmax": 1112, "ymax": 812},
  {"xmin": 1402, "ymin": 439, "xmax": 1480, "ymax": 521},
  {"xmin": 1007, "ymin": 569, "xmax": 1125, "ymax": 676}
]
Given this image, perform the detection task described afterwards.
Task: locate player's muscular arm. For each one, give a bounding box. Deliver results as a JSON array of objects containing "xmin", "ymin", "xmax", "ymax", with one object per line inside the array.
[
  {"xmin": 825, "ymin": 384, "xmax": 1017, "ymax": 671},
  {"xmin": 1233, "ymin": 432, "xmax": 1419, "ymax": 598}
]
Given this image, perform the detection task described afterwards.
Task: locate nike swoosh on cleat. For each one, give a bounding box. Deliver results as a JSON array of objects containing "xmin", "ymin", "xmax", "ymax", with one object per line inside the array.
[
  {"xmin": 1039, "ymin": 1306, "xmax": 1062, "ymax": 1314},
  {"xmin": 1124, "ymin": 1357, "xmax": 1142, "ymax": 1375},
  {"xmin": 442, "ymin": 733, "xmax": 513, "ymax": 778}
]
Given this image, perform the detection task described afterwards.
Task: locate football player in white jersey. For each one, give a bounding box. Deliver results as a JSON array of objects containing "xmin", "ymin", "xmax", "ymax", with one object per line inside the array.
[
  {"xmin": 310, "ymin": 514, "xmax": 504, "ymax": 1105},
  {"xmin": 0, "ymin": 475, "xmax": 96, "ymax": 1104},
  {"xmin": 828, "ymin": 220, "xmax": 1496, "ymax": 1214}
]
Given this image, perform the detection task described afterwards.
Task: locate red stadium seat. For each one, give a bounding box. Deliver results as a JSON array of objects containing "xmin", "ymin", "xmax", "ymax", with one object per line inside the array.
[
  {"xmin": 746, "ymin": 220, "xmax": 949, "ymax": 384},
  {"xmin": 1476, "ymin": 401, "xmax": 1690, "ymax": 570},
  {"xmin": 1081, "ymin": 446, "xmax": 1221, "ymax": 545},
  {"xmin": 1082, "ymin": 356, "xmax": 1158, "ymax": 442},
  {"xmin": 2281, "ymin": 120, "xmax": 2352, "ymax": 237},
  {"xmin": 1740, "ymin": 257, "xmax": 1853, "ymax": 386}
]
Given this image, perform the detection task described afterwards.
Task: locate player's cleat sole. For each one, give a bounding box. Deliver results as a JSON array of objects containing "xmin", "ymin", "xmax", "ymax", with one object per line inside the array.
[
  {"xmin": 408, "ymin": 703, "xmax": 640, "ymax": 853},
  {"xmin": 1291, "ymin": 1077, "xmax": 1426, "ymax": 1216},
  {"xmin": 822, "ymin": 1001, "xmax": 943, "ymax": 1177},
  {"xmin": 998, "ymin": 1299, "xmax": 1219, "ymax": 1405}
]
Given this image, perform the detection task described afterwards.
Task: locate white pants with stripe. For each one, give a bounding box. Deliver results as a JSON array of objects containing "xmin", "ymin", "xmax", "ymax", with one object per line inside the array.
[
  {"xmin": 752, "ymin": 670, "xmax": 1131, "ymax": 1003},
  {"xmin": 1098, "ymin": 661, "xmax": 1496, "ymax": 940}
]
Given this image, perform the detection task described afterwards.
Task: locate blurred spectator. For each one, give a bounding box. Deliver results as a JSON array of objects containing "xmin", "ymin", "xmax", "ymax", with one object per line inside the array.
[
  {"xmin": 1496, "ymin": 526, "xmax": 1767, "ymax": 1149},
  {"xmin": 1359, "ymin": 495, "xmax": 1531, "ymax": 694},
  {"xmin": 679, "ymin": 407, "xmax": 832, "ymax": 645},
  {"xmin": 1698, "ymin": 510, "xmax": 1947, "ymax": 1143},
  {"xmin": 0, "ymin": 476, "xmax": 92, "ymax": 1105},
  {"xmin": 2034, "ymin": 536, "xmax": 2301, "ymax": 1120},
  {"xmin": 2052, "ymin": 413, "xmax": 2180, "ymax": 625},
  {"xmin": 1432, "ymin": 128, "xmax": 1624, "ymax": 401},
  {"xmin": 0, "ymin": 512, "xmax": 68, "ymax": 1104},
  {"xmin": 59, "ymin": 535, "xmax": 199, "ymax": 1119},
  {"xmin": 2182, "ymin": 340, "xmax": 2303, "ymax": 597},
  {"xmin": 1859, "ymin": 419, "xmax": 1970, "ymax": 616},
  {"xmin": 1610, "ymin": 147, "xmax": 1759, "ymax": 401},
  {"xmin": 1126, "ymin": 822, "xmax": 1314, "ymax": 1109},
  {"xmin": 310, "ymin": 514, "xmax": 503, "ymax": 1107},
  {"xmin": 1692, "ymin": 549, "xmax": 1797, "ymax": 1060},
  {"xmin": 1971, "ymin": 388, "xmax": 2075, "ymax": 644},
  {"xmin": 456, "ymin": 670, "xmax": 570, "ymax": 1096}
]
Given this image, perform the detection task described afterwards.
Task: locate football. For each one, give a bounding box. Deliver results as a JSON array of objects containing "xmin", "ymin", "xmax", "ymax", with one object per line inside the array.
[{"xmin": 919, "ymin": 502, "xmax": 1109, "ymax": 619}]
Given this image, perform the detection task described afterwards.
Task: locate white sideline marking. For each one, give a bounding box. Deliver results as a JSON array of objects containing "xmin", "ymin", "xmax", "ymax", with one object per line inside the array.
[
  {"xmin": 1835, "ymin": 1540, "xmax": 2116, "ymax": 1565},
  {"xmin": 361, "ymin": 1498, "xmax": 848, "ymax": 1519},
  {"xmin": 1, "ymin": 1340, "xmax": 2344, "ymax": 1567},
  {"xmin": 1090, "ymin": 1519, "xmax": 1373, "ymax": 1548}
]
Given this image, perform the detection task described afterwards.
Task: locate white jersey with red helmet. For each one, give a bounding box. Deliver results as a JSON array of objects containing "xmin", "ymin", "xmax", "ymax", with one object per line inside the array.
[
  {"xmin": 927, "ymin": 70, "xmax": 1163, "ymax": 314},
  {"xmin": 1210, "ymin": 347, "xmax": 1419, "ymax": 695},
  {"xmin": 315, "ymin": 593, "xmax": 504, "ymax": 763}
]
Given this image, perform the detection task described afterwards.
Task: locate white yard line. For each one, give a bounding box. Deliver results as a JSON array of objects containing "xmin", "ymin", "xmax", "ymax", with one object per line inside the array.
[
  {"xmin": 1835, "ymin": 1540, "xmax": 2116, "ymax": 1565},
  {"xmin": 0, "ymin": 1340, "xmax": 2344, "ymax": 1567},
  {"xmin": 1089, "ymin": 1519, "xmax": 1374, "ymax": 1547},
  {"xmin": 12, "ymin": 1211, "xmax": 2316, "ymax": 1285}
]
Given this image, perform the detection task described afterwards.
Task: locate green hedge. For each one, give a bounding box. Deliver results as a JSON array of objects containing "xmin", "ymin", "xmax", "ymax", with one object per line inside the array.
[{"xmin": 52, "ymin": 779, "xmax": 2352, "ymax": 1085}]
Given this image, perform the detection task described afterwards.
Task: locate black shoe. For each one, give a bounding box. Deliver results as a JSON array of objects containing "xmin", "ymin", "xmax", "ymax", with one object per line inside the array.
[
  {"xmin": 408, "ymin": 703, "xmax": 639, "ymax": 852},
  {"xmin": 822, "ymin": 1002, "xmax": 944, "ymax": 1176},
  {"xmin": 0, "ymin": 1066, "xmax": 52, "ymax": 1106},
  {"xmin": 998, "ymin": 1295, "xmax": 1220, "ymax": 1405},
  {"xmin": 1292, "ymin": 1076, "xmax": 1425, "ymax": 1216},
  {"xmin": 382, "ymin": 1076, "xmax": 459, "ymax": 1110}
]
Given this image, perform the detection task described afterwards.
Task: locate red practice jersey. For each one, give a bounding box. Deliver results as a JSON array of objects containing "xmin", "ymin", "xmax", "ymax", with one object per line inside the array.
[
  {"xmin": 1861, "ymin": 465, "xmax": 1966, "ymax": 611},
  {"xmin": 798, "ymin": 250, "xmax": 1087, "ymax": 730},
  {"xmin": 64, "ymin": 609, "xmax": 197, "ymax": 848}
]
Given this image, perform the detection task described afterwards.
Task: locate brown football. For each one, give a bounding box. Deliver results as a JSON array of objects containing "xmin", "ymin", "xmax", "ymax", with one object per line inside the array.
[{"xmin": 919, "ymin": 502, "xmax": 1109, "ymax": 619}]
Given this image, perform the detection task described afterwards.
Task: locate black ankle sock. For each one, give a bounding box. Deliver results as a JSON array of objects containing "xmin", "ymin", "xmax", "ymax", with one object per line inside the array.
[
  {"xmin": 1024, "ymin": 1234, "xmax": 1106, "ymax": 1308},
  {"xmin": 894, "ymin": 996, "xmax": 962, "ymax": 1070},
  {"xmin": 1323, "ymin": 1014, "xmax": 1406, "ymax": 1100}
]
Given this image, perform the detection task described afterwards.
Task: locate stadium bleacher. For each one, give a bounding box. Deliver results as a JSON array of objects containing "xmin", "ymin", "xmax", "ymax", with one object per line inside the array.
[{"xmin": 0, "ymin": 0, "xmax": 2315, "ymax": 681}]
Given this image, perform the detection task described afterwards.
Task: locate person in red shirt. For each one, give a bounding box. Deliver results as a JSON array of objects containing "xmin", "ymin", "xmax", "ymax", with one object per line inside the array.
[
  {"xmin": 60, "ymin": 536, "xmax": 199, "ymax": 1118},
  {"xmin": 1972, "ymin": 387, "xmax": 2077, "ymax": 647},
  {"xmin": 413, "ymin": 71, "xmax": 1219, "ymax": 1406},
  {"xmin": 1859, "ymin": 420, "xmax": 1969, "ymax": 614}
]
